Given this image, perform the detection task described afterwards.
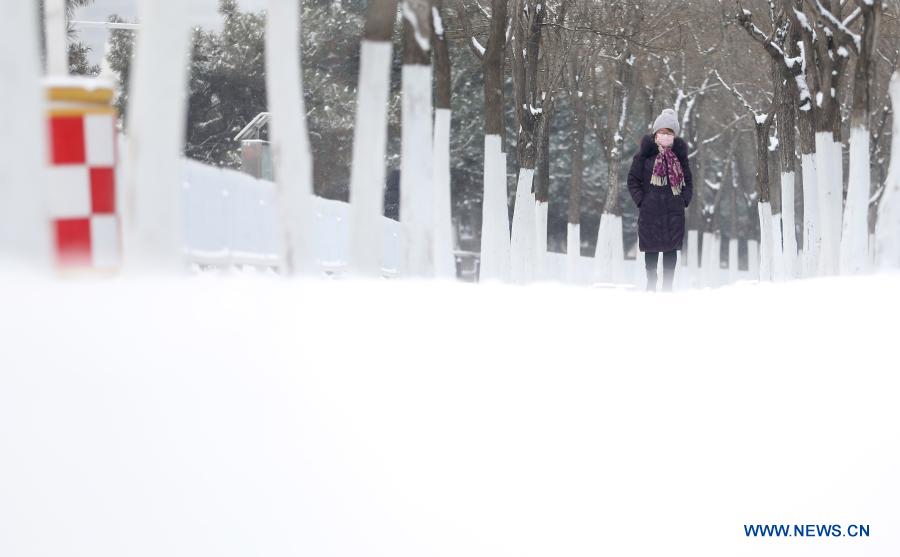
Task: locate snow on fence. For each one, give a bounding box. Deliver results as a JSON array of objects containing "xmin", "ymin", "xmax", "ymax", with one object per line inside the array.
[
  {"xmin": 179, "ymin": 158, "xmax": 755, "ymax": 289},
  {"xmin": 181, "ymin": 160, "xmax": 401, "ymax": 274}
]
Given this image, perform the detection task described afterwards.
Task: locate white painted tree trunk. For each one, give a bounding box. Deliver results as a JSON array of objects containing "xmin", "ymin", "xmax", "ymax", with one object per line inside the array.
[
  {"xmin": 828, "ymin": 137, "xmax": 845, "ymax": 268},
  {"xmin": 509, "ymin": 169, "xmax": 536, "ymax": 284},
  {"xmin": 869, "ymin": 232, "xmax": 877, "ymax": 267},
  {"xmin": 814, "ymin": 133, "xmax": 842, "ymax": 275},
  {"xmin": 478, "ymin": 135, "xmax": 510, "ymax": 281},
  {"xmin": 122, "ymin": 1, "xmax": 192, "ymax": 272},
  {"xmin": 748, "ymin": 238, "xmax": 759, "ymax": 278},
  {"xmin": 840, "ymin": 126, "xmax": 871, "ymax": 274},
  {"xmin": 593, "ymin": 213, "xmax": 624, "ymax": 284},
  {"xmin": 781, "ymin": 171, "xmax": 797, "ymax": 279},
  {"xmin": 701, "ymin": 231, "xmax": 716, "ymax": 287},
  {"xmin": 875, "ymin": 72, "xmax": 900, "ymax": 270},
  {"xmin": 757, "ymin": 202, "xmax": 774, "ymax": 281},
  {"xmin": 728, "ymin": 238, "xmax": 739, "ymax": 284},
  {"xmin": 771, "ymin": 212, "xmax": 784, "ymax": 281},
  {"xmin": 686, "ymin": 229, "xmax": 700, "ymax": 287},
  {"xmin": 566, "ymin": 223, "xmax": 580, "ymax": 284},
  {"xmin": 432, "ymin": 108, "xmax": 456, "ymax": 279},
  {"xmin": 534, "ymin": 200, "xmax": 548, "ymax": 280},
  {"xmin": 265, "ymin": 0, "xmax": 315, "ymax": 275},
  {"xmin": 348, "ymin": 41, "xmax": 393, "ymax": 276},
  {"xmin": 0, "ymin": 0, "xmax": 51, "ymax": 269},
  {"xmin": 633, "ymin": 249, "xmax": 647, "ymax": 290},
  {"xmin": 712, "ymin": 234, "xmax": 721, "ymax": 286},
  {"xmin": 400, "ymin": 64, "xmax": 435, "ymax": 277},
  {"xmin": 44, "ymin": 0, "xmax": 68, "ymax": 75},
  {"xmin": 800, "ymin": 153, "xmax": 820, "ymax": 277}
]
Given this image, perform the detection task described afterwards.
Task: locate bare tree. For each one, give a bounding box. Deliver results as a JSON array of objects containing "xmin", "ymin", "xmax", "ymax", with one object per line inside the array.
[{"xmin": 715, "ymin": 69, "xmax": 777, "ymax": 280}]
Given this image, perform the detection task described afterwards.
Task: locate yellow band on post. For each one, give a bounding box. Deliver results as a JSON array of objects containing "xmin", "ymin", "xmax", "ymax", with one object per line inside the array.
[{"xmin": 46, "ymin": 86, "xmax": 115, "ymax": 105}]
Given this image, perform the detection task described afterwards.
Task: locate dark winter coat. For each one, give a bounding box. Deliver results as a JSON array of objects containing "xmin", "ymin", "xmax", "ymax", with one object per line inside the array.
[{"xmin": 627, "ymin": 135, "xmax": 693, "ymax": 253}]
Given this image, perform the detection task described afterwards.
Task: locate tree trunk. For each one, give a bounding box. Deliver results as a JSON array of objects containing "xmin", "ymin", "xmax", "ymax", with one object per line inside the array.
[
  {"xmin": 508, "ymin": 0, "xmax": 543, "ymax": 283},
  {"xmin": 399, "ymin": 0, "xmax": 435, "ymax": 276},
  {"xmin": 477, "ymin": 0, "xmax": 510, "ymax": 281},
  {"xmin": 431, "ymin": 0, "xmax": 455, "ymax": 278},
  {"xmin": 840, "ymin": 1, "xmax": 882, "ymax": 274},
  {"xmin": 568, "ymin": 92, "xmax": 587, "ymax": 227},
  {"xmin": 0, "ymin": 0, "xmax": 50, "ymax": 267},
  {"xmin": 875, "ymin": 71, "xmax": 900, "ymax": 269},
  {"xmin": 754, "ymin": 118, "xmax": 774, "ymax": 281},
  {"xmin": 483, "ymin": 0, "xmax": 507, "ymax": 137},
  {"xmin": 123, "ymin": 1, "xmax": 193, "ymax": 271},
  {"xmin": 348, "ymin": 0, "xmax": 399, "ymax": 275},
  {"xmin": 566, "ymin": 89, "xmax": 586, "ymax": 282}
]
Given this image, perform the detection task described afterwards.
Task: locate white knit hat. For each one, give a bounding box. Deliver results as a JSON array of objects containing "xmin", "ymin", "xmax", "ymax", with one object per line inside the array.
[{"xmin": 652, "ymin": 108, "xmax": 680, "ymax": 136}]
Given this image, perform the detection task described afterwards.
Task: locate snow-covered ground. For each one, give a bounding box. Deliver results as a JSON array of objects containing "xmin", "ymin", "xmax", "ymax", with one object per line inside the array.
[{"xmin": 1, "ymin": 272, "xmax": 898, "ymax": 557}]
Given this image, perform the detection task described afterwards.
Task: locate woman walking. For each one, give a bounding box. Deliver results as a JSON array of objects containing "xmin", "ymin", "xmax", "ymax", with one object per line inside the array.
[{"xmin": 627, "ymin": 108, "xmax": 694, "ymax": 292}]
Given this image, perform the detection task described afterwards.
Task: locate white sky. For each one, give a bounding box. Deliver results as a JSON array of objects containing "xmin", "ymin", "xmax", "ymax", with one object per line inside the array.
[{"xmin": 74, "ymin": 0, "xmax": 268, "ymax": 64}]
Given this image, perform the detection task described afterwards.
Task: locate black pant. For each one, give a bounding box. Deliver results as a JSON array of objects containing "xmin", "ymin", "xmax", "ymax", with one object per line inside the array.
[{"xmin": 645, "ymin": 250, "xmax": 677, "ymax": 292}]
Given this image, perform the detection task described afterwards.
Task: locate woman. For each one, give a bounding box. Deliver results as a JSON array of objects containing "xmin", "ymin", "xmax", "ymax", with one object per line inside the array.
[{"xmin": 627, "ymin": 108, "xmax": 693, "ymax": 292}]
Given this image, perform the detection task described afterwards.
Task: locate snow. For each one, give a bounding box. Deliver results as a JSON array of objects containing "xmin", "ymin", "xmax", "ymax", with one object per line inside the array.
[
  {"xmin": 814, "ymin": 0, "xmax": 862, "ymax": 51},
  {"xmin": 795, "ymin": 73, "xmax": 812, "ymax": 111},
  {"xmin": 181, "ymin": 160, "xmax": 401, "ymax": 273},
  {"xmin": 3, "ymin": 273, "xmax": 899, "ymax": 557},
  {"xmin": 837, "ymin": 46, "xmax": 849, "ymax": 58},
  {"xmin": 471, "ymin": 37, "xmax": 486, "ymax": 56},
  {"xmin": 42, "ymin": 75, "xmax": 117, "ymax": 91},
  {"xmin": 401, "ymin": 1, "xmax": 431, "ymax": 54},
  {"xmin": 794, "ymin": 9, "xmax": 813, "ymax": 33},
  {"xmin": 400, "ymin": 64, "xmax": 435, "ymax": 276},
  {"xmin": 431, "ymin": 6, "xmax": 444, "ymax": 37},
  {"xmin": 348, "ymin": 41, "xmax": 393, "ymax": 276}
]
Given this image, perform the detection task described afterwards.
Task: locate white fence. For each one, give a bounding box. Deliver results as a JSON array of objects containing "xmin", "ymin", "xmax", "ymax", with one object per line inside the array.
[
  {"xmin": 181, "ymin": 160, "xmax": 401, "ymax": 274},
  {"xmin": 178, "ymin": 156, "xmax": 754, "ymax": 289}
]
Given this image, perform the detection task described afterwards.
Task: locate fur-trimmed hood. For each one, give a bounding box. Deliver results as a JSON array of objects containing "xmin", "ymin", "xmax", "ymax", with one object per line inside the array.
[{"xmin": 638, "ymin": 134, "xmax": 689, "ymax": 160}]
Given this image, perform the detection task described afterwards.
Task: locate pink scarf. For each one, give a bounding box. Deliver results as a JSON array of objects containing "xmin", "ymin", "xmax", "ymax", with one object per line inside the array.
[{"xmin": 650, "ymin": 143, "xmax": 684, "ymax": 196}]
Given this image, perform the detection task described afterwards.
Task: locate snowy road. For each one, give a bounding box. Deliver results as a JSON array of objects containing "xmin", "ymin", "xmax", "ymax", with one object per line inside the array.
[{"xmin": 2, "ymin": 273, "xmax": 899, "ymax": 557}]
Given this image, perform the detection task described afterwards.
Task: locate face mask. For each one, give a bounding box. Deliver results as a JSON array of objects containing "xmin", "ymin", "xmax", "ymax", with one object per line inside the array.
[{"xmin": 656, "ymin": 132, "xmax": 674, "ymax": 148}]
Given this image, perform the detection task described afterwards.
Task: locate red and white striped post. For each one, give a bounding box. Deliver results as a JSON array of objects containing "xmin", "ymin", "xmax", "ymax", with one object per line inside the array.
[{"xmin": 44, "ymin": 79, "xmax": 121, "ymax": 272}]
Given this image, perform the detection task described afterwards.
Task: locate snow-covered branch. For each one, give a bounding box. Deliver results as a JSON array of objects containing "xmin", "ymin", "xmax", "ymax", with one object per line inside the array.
[{"xmin": 807, "ymin": 0, "xmax": 862, "ymax": 51}]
